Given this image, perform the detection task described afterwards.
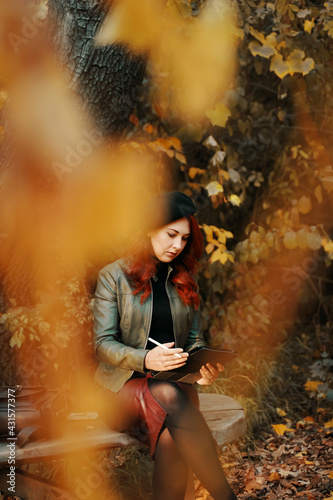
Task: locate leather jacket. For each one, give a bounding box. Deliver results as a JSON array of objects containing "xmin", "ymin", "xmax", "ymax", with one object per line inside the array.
[{"xmin": 93, "ymin": 258, "xmax": 206, "ymax": 393}]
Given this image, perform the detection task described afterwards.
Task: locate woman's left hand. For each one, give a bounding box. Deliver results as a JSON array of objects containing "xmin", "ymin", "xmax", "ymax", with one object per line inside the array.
[{"xmin": 196, "ymin": 362, "xmax": 224, "ymax": 385}]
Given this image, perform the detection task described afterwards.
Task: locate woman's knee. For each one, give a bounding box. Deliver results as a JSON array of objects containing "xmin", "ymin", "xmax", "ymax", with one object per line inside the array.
[{"xmin": 148, "ymin": 380, "xmax": 189, "ymax": 411}]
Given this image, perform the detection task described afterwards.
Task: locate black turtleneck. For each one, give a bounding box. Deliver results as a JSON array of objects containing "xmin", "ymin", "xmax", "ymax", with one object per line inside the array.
[
  {"xmin": 129, "ymin": 261, "xmax": 175, "ymax": 379},
  {"xmin": 146, "ymin": 262, "xmax": 175, "ymax": 350}
]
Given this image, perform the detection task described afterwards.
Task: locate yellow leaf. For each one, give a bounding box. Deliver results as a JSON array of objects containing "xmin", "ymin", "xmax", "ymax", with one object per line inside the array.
[
  {"xmin": 307, "ymin": 231, "xmax": 322, "ymax": 251},
  {"xmin": 283, "ymin": 231, "xmax": 297, "ymax": 250},
  {"xmin": 314, "ymin": 185, "xmax": 323, "ymax": 203},
  {"xmin": 272, "ymin": 424, "xmax": 295, "ymax": 435},
  {"xmin": 328, "ymin": 472, "xmax": 333, "ymax": 479},
  {"xmin": 206, "ymin": 181, "xmax": 223, "ymax": 196},
  {"xmin": 211, "ymin": 249, "xmax": 223, "ymax": 263},
  {"xmin": 276, "ymin": 407, "xmax": 287, "ymax": 417},
  {"xmin": 189, "ymin": 167, "xmax": 206, "ymax": 179},
  {"xmin": 249, "ymin": 41, "xmax": 276, "ymax": 59},
  {"xmin": 287, "ymin": 50, "xmax": 315, "ymax": 76},
  {"xmin": 219, "ymin": 252, "xmax": 229, "ymax": 265},
  {"xmin": 249, "ymin": 27, "xmax": 266, "ymax": 44},
  {"xmin": 304, "ymin": 19, "xmax": 315, "ymax": 33},
  {"xmin": 322, "ymin": 238, "xmax": 333, "ymax": 255},
  {"xmin": 228, "ymin": 194, "xmax": 241, "ymax": 206},
  {"xmin": 144, "ymin": 123, "xmax": 154, "ymax": 134},
  {"xmin": 206, "ymin": 243, "xmax": 215, "ymax": 254},
  {"xmin": 175, "ymin": 152, "xmax": 187, "ymax": 164},
  {"xmin": 297, "ymin": 228, "xmax": 309, "ymax": 249},
  {"xmin": 270, "ymin": 54, "xmax": 290, "ymax": 79},
  {"xmin": 202, "ymin": 224, "xmax": 213, "ymax": 241},
  {"xmin": 324, "ymin": 419, "xmax": 333, "ymax": 429},
  {"xmin": 268, "ymin": 472, "xmax": 280, "ymax": 481},
  {"xmin": 304, "ymin": 380, "xmax": 322, "ymax": 392},
  {"xmin": 298, "ymin": 195, "xmax": 312, "ymax": 214},
  {"xmin": 206, "ymin": 103, "xmax": 231, "ymax": 127},
  {"xmin": 169, "ymin": 136, "xmax": 182, "ymax": 151}
]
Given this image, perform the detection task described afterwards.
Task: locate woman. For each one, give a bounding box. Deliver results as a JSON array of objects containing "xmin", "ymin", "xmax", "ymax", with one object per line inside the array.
[{"xmin": 93, "ymin": 192, "xmax": 237, "ymax": 500}]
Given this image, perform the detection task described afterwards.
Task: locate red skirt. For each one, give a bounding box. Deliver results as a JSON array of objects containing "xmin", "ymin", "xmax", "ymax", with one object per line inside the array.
[{"xmin": 97, "ymin": 375, "xmax": 199, "ymax": 457}]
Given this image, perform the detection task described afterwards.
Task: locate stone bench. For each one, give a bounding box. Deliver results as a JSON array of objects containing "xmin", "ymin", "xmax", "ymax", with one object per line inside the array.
[{"xmin": 0, "ymin": 393, "xmax": 246, "ymax": 499}]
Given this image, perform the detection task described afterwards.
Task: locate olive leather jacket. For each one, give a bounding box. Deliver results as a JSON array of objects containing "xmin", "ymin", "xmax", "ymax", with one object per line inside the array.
[{"xmin": 93, "ymin": 258, "xmax": 206, "ymax": 393}]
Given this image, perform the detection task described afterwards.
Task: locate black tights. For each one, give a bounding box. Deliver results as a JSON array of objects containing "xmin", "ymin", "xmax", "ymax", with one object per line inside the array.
[{"xmin": 148, "ymin": 380, "xmax": 237, "ymax": 500}]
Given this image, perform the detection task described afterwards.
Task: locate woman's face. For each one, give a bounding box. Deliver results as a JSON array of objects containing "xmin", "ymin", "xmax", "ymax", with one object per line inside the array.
[{"xmin": 150, "ymin": 217, "xmax": 191, "ymax": 263}]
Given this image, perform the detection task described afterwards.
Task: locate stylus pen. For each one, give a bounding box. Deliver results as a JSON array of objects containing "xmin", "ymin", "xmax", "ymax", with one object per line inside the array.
[{"xmin": 148, "ymin": 337, "xmax": 183, "ymax": 358}]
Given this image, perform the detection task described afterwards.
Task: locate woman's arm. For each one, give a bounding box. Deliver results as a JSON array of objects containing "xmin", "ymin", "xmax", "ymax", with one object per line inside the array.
[
  {"xmin": 184, "ymin": 304, "xmax": 224, "ymax": 386},
  {"xmin": 93, "ymin": 267, "xmax": 148, "ymax": 373},
  {"xmin": 183, "ymin": 307, "xmax": 206, "ymax": 353}
]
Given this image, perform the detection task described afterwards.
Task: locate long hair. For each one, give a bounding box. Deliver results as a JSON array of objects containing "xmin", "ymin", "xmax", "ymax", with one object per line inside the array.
[{"xmin": 125, "ymin": 215, "xmax": 203, "ymax": 309}]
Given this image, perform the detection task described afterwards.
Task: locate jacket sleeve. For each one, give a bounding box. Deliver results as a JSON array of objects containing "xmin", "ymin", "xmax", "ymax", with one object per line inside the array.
[
  {"xmin": 93, "ymin": 267, "xmax": 148, "ymax": 373},
  {"xmin": 183, "ymin": 306, "xmax": 206, "ymax": 353}
]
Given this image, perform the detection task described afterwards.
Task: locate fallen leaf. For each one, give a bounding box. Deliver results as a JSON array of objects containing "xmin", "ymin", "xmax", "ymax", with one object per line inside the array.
[
  {"xmin": 245, "ymin": 478, "xmax": 262, "ymax": 491},
  {"xmin": 304, "ymin": 380, "xmax": 322, "ymax": 392},
  {"xmin": 324, "ymin": 419, "xmax": 333, "ymax": 428},
  {"xmin": 268, "ymin": 472, "xmax": 280, "ymax": 481},
  {"xmin": 272, "ymin": 424, "xmax": 295, "ymax": 435}
]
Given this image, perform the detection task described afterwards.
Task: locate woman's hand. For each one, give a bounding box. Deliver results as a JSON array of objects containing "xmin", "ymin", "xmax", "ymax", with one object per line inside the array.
[
  {"xmin": 196, "ymin": 362, "xmax": 224, "ymax": 385},
  {"xmin": 144, "ymin": 342, "xmax": 188, "ymax": 371}
]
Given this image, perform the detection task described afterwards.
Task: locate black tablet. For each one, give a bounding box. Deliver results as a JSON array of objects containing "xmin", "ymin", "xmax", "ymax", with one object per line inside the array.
[{"xmin": 150, "ymin": 346, "xmax": 238, "ymax": 384}]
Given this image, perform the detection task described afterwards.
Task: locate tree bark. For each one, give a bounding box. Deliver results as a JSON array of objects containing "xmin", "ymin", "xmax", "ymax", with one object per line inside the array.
[{"xmin": 48, "ymin": 0, "xmax": 146, "ymax": 135}]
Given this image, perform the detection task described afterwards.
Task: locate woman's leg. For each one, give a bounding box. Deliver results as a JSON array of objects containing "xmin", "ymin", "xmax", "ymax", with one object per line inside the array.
[
  {"xmin": 148, "ymin": 380, "xmax": 237, "ymax": 500},
  {"xmin": 153, "ymin": 427, "xmax": 189, "ymax": 500}
]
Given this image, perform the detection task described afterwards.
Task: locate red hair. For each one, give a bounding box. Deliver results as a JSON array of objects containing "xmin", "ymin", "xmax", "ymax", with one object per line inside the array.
[{"xmin": 125, "ymin": 215, "xmax": 203, "ymax": 309}]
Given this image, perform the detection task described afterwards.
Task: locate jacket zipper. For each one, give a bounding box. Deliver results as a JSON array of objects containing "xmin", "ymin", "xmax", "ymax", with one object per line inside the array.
[
  {"xmin": 165, "ymin": 266, "xmax": 177, "ymax": 347},
  {"xmin": 143, "ymin": 280, "xmax": 153, "ymax": 349}
]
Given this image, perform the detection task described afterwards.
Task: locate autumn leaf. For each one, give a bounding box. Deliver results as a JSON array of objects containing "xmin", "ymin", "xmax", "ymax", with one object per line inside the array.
[
  {"xmin": 304, "ymin": 19, "xmax": 315, "ymax": 33},
  {"xmin": 270, "ymin": 51, "xmax": 315, "ymax": 79},
  {"xmin": 206, "ymin": 181, "xmax": 223, "ymax": 196},
  {"xmin": 298, "ymin": 195, "xmax": 312, "ymax": 214},
  {"xmin": 315, "ymin": 185, "xmax": 323, "ymax": 203},
  {"xmin": 143, "ymin": 123, "xmax": 154, "ymax": 134},
  {"xmin": 268, "ymin": 472, "xmax": 280, "ymax": 481},
  {"xmin": 270, "ymin": 54, "xmax": 290, "ymax": 79},
  {"xmin": 324, "ymin": 419, "xmax": 333, "ymax": 428},
  {"xmin": 249, "ymin": 28, "xmax": 278, "ymax": 59},
  {"xmin": 228, "ymin": 194, "xmax": 241, "ymax": 206},
  {"xmin": 206, "ymin": 103, "xmax": 231, "ymax": 127},
  {"xmin": 249, "ymin": 41, "xmax": 276, "ymax": 58},
  {"xmin": 272, "ymin": 424, "xmax": 295, "ymax": 435},
  {"xmin": 287, "ymin": 50, "xmax": 315, "ymax": 76},
  {"xmin": 206, "ymin": 243, "xmax": 215, "ymax": 254},
  {"xmin": 283, "ymin": 231, "xmax": 297, "ymax": 250},
  {"xmin": 276, "ymin": 407, "xmax": 287, "ymax": 417},
  {"xmin": 169, "ymin": 136, "xmax": 182, "ymax": 152},
  {"xmin": 304, "ymin": 380, "xmax": 322, "ymax": 392},
  {"xmin": 189, "ymin": 167, "xmax": 206, "ymax": 179}
]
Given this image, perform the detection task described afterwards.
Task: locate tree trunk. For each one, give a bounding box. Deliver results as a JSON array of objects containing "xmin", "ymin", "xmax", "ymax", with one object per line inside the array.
[{"xmin": 48, "ymin": 0, "xmax": 146, "ymax": 135}]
